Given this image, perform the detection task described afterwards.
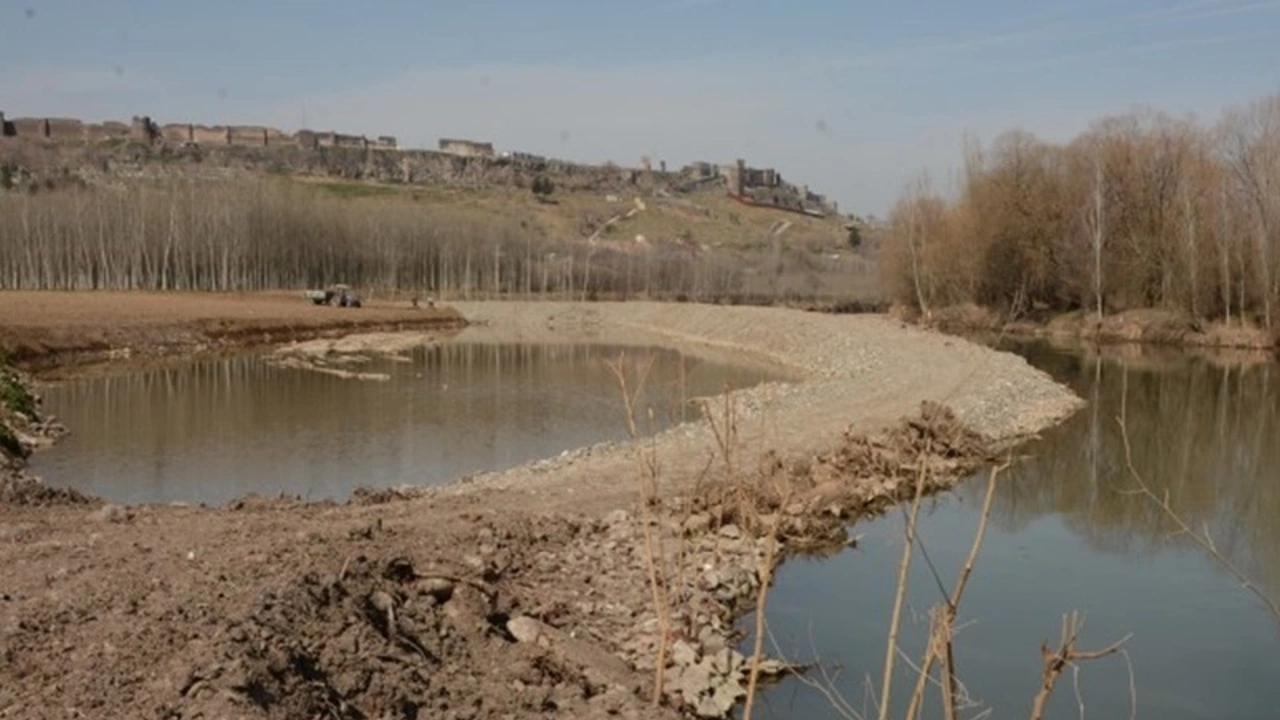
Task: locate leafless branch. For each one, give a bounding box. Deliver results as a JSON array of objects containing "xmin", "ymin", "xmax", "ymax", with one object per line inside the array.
[
  {"xmin": 1116, "ymin": 414, "xmax": 1280, "ymax": 625},
  {"xmin": 1028, "ymin": 611, "xmax": 1131, "ymax": 720}
]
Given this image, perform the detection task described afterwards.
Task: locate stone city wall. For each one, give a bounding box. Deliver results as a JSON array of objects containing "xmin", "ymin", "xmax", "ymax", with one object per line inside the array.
[
  {"xmin": 1, "ymin": 112, "xmax": 397, "ymax": 151},
  {"xmin": 0, "ymin": 112, "xmax": 834, "ymax": 214}
]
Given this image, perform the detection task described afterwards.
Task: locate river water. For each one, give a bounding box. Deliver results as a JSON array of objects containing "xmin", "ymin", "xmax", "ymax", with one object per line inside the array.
[
  {"xmin": 748, "ymin": 341, "xmax": 1280, "ymax": 720},
  {"xmin": 31, "ymin": 342, "xmax": 775, "ymax": 505}
]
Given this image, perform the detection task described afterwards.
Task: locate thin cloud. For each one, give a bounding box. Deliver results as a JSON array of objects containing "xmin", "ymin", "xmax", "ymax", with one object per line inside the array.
[
  {"xmin": 813, "ymin": 0, "xmax": 1280, "ymax": 76},
  {"xmin": 652, "ymin": 0, "xmax": 728, "ymax": 12},
  {"xmin": 1023, "ymin": 27, "xmax": 1280, "ymax": 70},
  {"xmin": 1126, "ymin": 0, "xmax": 1280, "ymax": 24},
  {"xmin": 260, "ymin": 62, "xmax": 793, "ymax": 161},
  {"xmin": 4, "ymin": 66, "xmax": 153, "ymax": 98}
]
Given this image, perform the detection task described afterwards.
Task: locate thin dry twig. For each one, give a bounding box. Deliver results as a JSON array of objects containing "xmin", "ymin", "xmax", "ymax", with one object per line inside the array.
[
  {"xmin": 742, "ymin": 530, "xmax": 782, "ymax": 720},
  {"xmin": 1115, "ymin": 414, "xmax": 1280, "ymax": 625},
  {"xmin": 766, "ymin": 621, "xmax": 867, "ymax": 720},
  {"xmin": 607, "ymin": 351, "xmax": 673, "ymax": 705},
  {"xmin": 1120, "ymin": 648, "xmax": 1137, "ymax": 720},
  {"xmin": 877, "ymin": 446, "xmax": 930, "ymax": 720},
  {"xmin": 1028, "ymin": 611, "xmax": 1131, "ymax": 720},
  {"xmin": 741, "ymin": 388, "xmax": 785, "ymax": 720},
  {"xmin": 902, "ymin": 460, "xmax": 1008, "ymax": 720}
]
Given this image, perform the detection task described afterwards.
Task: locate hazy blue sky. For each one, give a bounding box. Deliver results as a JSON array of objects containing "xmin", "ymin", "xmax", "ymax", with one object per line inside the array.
[{"xmin": 3, "ymin": 0, "xmax": 1278, "ymax": 215}]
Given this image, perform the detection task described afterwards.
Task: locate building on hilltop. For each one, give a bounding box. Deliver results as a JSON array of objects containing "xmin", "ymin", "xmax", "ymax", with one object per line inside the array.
[
  {"xmin": 508, "ymin": 151, "xmax": 548, "ymax": 164},
  {"xmin": 439, "ymin": 138, "xmax": 495, "ymax": 158},
  {"xmin": 719, "ymin": 158, "xmax": 782, "ymax": 196},
  {"xmin": 716, "ymin": 157, "xmax": 837, "ymax": 217},
  {"xmin": 683, "ymin": 161, "xmax": 717, "ymax": 180}
]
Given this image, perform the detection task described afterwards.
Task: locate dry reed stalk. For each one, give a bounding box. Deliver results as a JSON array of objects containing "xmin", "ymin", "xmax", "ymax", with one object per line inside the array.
[
  {"xmin": 703, "ymin": 388, "xmax": 741, "ymax": 569},
  {"xmin": 1027, "ymin": 611, "xmax": 1130, "ymax": 720},
  {"xmin": 900, "ymin": 461, "xmax": 1009, "ymax": 720},
  {"xmin": 740, "ymin": 391, "xmax": 786, "ymax": 720},
  {"xmin": 876, "ymin": 445, "xmax": 931, "ymax": 720},
  {"xmin": 606, "ymin": 351, "xmax": 674, "ymax": 705},
  {"xmin": 740, "ymin": 528, "xmax": 780, "ymax": 720}
]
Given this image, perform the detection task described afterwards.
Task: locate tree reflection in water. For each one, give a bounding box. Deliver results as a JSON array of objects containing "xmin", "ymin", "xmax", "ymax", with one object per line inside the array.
[{"xmin": 973, "ymin": 340, "xmax": 1280, "ymax": 599}]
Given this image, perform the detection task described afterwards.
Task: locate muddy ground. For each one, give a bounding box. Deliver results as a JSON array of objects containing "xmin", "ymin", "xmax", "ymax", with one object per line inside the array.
[
  {"xmin": 0, "ymin": 295, "xmax": 1083, "ymax": 719},
  {"xmin": 0, "ymin": 291, "xmax": 465, "ymax": 373}
]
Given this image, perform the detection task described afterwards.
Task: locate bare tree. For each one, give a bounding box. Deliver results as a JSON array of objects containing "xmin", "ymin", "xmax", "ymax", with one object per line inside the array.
[
  {"xmin": 1086, "ymin": 155, "xmax": 1107, "ymax": 320},
  {"xmin": 875, "ymin": 90, "xmax": 1280, "ymax": 338}
]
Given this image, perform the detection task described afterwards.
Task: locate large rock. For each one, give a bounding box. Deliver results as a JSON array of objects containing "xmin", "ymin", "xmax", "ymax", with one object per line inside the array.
[{"xmin": 507, "ymin": 615, "xmax": 638, "ymax": 693}]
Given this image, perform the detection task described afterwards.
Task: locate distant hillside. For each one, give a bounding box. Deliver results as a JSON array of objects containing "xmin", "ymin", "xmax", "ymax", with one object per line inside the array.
[
  {"xmin": 0, "ymin": 113, "xmax": 880, "ymax": 305},
  {"xmin": 0, "ymin": 111, "xmax": 839, "ymax": 218}
]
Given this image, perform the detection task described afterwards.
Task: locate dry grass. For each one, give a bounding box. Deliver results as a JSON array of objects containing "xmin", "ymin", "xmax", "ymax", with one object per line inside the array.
[{"xmin": 325, "ymin": 181, "xmax": 851, "ymax": 253}]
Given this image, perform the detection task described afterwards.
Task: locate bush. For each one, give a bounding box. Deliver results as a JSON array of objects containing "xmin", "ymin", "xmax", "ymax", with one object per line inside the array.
[
  {"xmin": 0, "ymin": 368, "xmax": 35, "ymax": 418},
  {"xmin": 531, "ymin": 175, "xmax": 555, "ymax": 197}
]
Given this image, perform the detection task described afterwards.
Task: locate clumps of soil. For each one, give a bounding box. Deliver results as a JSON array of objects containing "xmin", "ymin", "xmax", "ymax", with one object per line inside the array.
[
  {"xmin": 0, "ymin": 473, "xmax": 95, "ymax": 507},
  {"xmin": 159, "ymin": 519, "xmax": 680, "ymax": 720},
  {"xmin": 128, "ymin": 504, "xmax": 799, "ymax": 720},
  {"xmin": 350, "ymin": 486, "xmax": 424, "ymax": 505}
]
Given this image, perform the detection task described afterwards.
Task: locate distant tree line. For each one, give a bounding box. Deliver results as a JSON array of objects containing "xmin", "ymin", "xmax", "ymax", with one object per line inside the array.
[
  {"xmin": 0, "ymin": 177, "xmax": 870, "ymax": 305},
  {"xmin": 880, "ymin": 91, "xmax": 1280, "ymax": 333}
]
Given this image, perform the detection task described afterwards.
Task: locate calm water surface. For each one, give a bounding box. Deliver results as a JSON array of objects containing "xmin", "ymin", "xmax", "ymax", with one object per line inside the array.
[
  {"xmin": 748, "ymin": 342, "xmax": 1280, "ymax": 720},
  {"xmin": 33, "ymin": 342, "xmax": 776, "ymax": 505}
]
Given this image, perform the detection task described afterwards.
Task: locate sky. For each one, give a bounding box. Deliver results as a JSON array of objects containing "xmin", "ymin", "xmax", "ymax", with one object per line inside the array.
[{"xmin": 2, "ymin": 0, "xmax": 1279, "ymax": 217}]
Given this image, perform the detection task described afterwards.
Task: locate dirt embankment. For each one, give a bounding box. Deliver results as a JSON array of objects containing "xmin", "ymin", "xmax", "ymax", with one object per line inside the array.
[
  {"xmin": 1, "ymin": 298, "xmax": 1083, "ymax": 720},
  {"xmin": 0, "ymin": 291, "xmax": 466, "ymax": 373},
  {"xmin": 923, "ymin": 302, "xmax": 1278, "ymax": 352}
]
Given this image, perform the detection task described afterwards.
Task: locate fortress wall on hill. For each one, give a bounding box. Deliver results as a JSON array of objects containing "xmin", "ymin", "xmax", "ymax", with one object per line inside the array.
[{"xmin": 0, "ymin": 113, "xmax": 824, "ymax": 212}]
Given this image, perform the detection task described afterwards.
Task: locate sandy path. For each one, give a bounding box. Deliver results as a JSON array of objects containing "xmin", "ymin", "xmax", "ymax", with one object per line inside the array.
[{"xmin": 433, "ymin": 301, "xmax": 1082, "ymax": 515}]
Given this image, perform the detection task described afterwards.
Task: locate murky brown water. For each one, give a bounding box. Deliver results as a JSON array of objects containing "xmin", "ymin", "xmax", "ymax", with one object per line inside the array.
[
  {"xmin": 31, "ymin": 342, "xmax": 777, "ymax": 505},
  {"xmin": 749, "ymin": 341, "xmax": 1280, "ymax": 720}
]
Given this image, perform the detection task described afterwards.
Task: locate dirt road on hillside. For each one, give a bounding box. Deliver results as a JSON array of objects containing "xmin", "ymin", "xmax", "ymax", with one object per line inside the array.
[{"xmin": 0, "ymin": 297, "xmax": 1082, "ymax": 720}]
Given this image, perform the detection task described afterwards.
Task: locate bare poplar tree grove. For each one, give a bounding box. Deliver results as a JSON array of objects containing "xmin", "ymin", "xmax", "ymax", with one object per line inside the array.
[
  {"xmin": 0, "ymin": 176, "xmax": 868, "ymax": 305},
  {"xmin": 880, "ymin": 91, "xmax": 1280, "ymax": 331}
]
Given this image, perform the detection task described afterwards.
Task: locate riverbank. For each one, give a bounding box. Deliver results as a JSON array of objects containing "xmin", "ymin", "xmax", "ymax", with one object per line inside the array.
[
  {"xmin": 923, "ymin": 303, "xmax": 1278, "ymax": 353},
  {"xmin": 0, "ymin": 291, "xmax": 467, "ymax": 374},
  {"xmin": 0, "ymin": 298, "xmax": 1082, "ymax": 719}
]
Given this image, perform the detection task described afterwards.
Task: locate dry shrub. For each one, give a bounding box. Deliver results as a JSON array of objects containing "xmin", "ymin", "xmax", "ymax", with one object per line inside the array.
[
  {"xmin": 880, "ymin": 92, "xmax": 1280, "ymax": 335},
  {"xmin": 929, "ymin": 303, "xmax": 1004, "ymax": 333},
  {"xmin": 685, "ymin": 401, "xmax": 994, "ymax": 552}
]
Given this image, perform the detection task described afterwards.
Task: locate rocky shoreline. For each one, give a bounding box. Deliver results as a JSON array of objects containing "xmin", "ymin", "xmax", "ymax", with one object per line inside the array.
[{"xmin": 1, "ymin": 300, "xmax": 1083, "ymax": 719}]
